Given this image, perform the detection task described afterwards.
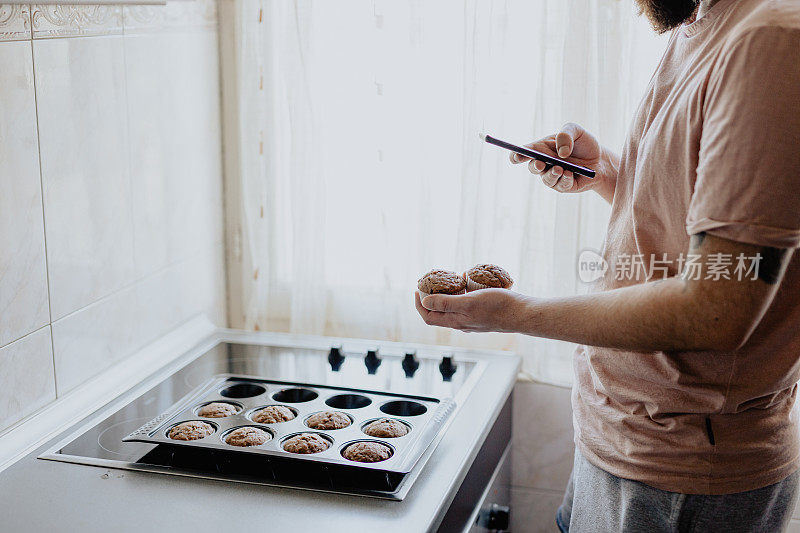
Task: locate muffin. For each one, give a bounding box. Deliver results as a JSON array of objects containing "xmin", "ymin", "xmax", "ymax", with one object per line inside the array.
[
  {"xmin": 168, "ymin": 421, "xmax": 214, "ymax": 441},
  {"xmin": 225, "ymin": 426, "xmax": 271, "ymax": 447},
  {"xmin": 305, "ymin": 411, "xmax": 351, "ymax": 430},
  {"xmin": 465, "ymin": 264, "xmax": 513, "ymax": 292},
  {"xmin": 342, "ymin": 441, "xmax": 393, "ymax": 463},
  {"xmin": 417, "ymin": 269, "xmax": 467, "ymax": 298},
  {"xmin": 251, "ymin": 405, "xmax": 296, "ymax": 424},
  {"xmin": 282, "ymin": 433, "xmax": 330, "ymax": 454},
  {"xmin": 197, "ymin": 402, "xmax": 239, "ymax": 418},
  {"xmin": 363, "ymin": 418, "xmax": 409, "ymax": 438}
]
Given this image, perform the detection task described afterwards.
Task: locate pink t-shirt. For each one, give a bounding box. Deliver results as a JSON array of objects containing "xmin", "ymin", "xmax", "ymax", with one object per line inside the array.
[{"xmin": 573, "ymin": 0, "xmax": 800, "ymax": 494}]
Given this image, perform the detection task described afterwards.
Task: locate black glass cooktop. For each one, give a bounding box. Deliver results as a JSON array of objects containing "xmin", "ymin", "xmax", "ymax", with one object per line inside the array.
[{"xmin": 44, "ymin": 341, "xmax": 475, "ymax": 496}]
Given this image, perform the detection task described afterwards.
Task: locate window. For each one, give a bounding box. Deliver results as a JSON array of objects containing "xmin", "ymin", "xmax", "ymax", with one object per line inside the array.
[{"xmin": 222, "ymin": 0, "xmax": 669, "ymax": 384}]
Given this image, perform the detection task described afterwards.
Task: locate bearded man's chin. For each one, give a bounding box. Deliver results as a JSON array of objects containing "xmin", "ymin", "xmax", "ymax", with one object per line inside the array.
[{"xmin": 635, "ymin": 0, "xmax": 699, "ymax": 33}]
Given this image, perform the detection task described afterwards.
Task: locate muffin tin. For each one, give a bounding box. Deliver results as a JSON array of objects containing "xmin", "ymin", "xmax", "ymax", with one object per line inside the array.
[{"xmin": 123, "ymin": 374, "xmax": 455, "ymax": 474}]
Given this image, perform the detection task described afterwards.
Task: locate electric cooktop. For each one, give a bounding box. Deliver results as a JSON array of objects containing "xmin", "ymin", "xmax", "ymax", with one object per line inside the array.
[{"xmin": 40, "ymin": 337, "xmax": 484, "ymax": 500}]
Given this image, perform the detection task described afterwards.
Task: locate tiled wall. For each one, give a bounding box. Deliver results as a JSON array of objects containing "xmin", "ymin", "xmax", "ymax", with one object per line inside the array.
[
  {"xmin": 0, "ymin": 1, "xmax": 226, "ymax": 435},
  {"xmin": 511, "ymin": 382, "xmax": 574, "ymax": 532}
]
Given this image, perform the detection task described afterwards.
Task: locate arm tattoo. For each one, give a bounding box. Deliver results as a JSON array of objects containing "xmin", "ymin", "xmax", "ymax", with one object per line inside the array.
[
  {"xmin": 689, "ymin": 231, "xmax": 706, "ymax": 252},
  {"xmin": 679, "ymin": 232, "xmax": 707, "ymax": 284},
  {"xmin": 687, "ymin": 232, "xmax": 790, "ymax": 285},
  {"xmin": 758, "ymin": 247, "xmax": 790, "ymax": 285}
]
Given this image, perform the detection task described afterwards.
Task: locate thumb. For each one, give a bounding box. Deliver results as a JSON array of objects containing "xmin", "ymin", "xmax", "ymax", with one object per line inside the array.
[
  {"xmin": 555, "ymin": 122, "xmax": 581, "ymax": 158},
  {"xmin": 421, "ymin": 294, "xmax": 465, "ymax": 312}
]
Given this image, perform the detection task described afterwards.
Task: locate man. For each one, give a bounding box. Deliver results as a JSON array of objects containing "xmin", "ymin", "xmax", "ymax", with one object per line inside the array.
[{"xmin": 415, "ymin": 0, "xmax": 800, "ymax": 530}]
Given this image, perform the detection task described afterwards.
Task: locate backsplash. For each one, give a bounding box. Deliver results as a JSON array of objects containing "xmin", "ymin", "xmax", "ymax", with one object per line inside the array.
[{"xmin": 0, "ymin": 0, "xmax": 225, "ymax": 434}]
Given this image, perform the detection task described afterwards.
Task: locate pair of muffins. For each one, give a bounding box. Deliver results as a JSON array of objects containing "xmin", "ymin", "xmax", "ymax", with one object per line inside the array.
[
  {"xmin": 281, "ymin": 433, "xmax": 392, "ymax": 463},
  {"xmin": 168, "ymin": 420, "xmax": 273, "ymax": 447},
  {"xmin": 417, "ymin": 264, "xmax": 513, "ymax": 298}
]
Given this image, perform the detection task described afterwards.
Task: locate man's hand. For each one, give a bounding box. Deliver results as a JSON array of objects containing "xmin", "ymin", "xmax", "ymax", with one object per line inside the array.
[
  {"xmin": 414, "ymin": 289, "xmax": 524, "ymax": 333},
  {"xmin": 511, "ymin": 123, "xmax": 619, "ymax": 204}
]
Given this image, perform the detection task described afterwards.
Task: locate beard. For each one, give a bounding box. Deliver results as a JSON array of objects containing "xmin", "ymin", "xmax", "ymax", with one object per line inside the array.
[{"xmin": 635, "ymin": 0, "xmax": 699, "ymax": 33}]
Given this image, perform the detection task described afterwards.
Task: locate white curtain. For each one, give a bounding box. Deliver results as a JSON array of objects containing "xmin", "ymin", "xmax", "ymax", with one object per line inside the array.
[{"xmin": 226, "ymin": 0, "xmax": 668, "ymax": 385}]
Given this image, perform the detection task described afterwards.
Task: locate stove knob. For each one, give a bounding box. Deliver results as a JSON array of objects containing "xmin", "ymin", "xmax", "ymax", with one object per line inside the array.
[
  {"xmin": 365, "ymin": 348, "xmax": 382, "ymax": 375},
  {"xmin": 476, "ymin": 503, "xmax": 510, "ymax": 531},
  {"xmin": 402, "ymin": 352, "xmax": 420, "ymax": 378},
  {"xmin": 328, "ymin": 346, "xmax": 345, "ymax": 371},
  {"xmin": 439, "ymin": 355, "xmax": 457, "ymax": 382}
]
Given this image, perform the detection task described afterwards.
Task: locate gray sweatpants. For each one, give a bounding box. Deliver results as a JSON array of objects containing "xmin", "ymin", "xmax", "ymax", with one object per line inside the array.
[{"xmin": 556, "ymin": 449, "xmax": 799, "ymax": 533}]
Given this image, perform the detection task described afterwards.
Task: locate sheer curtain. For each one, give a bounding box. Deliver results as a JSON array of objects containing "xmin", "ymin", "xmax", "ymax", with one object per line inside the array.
[{"xmin": 223, "ymin": 0, "xmax": 668, "ymax": 384}]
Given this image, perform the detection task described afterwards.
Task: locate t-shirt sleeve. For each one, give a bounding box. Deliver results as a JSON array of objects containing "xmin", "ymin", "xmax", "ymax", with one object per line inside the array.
[{"xmin": 686, "ymin": 26, "xmax": 800, "ymax": 248}]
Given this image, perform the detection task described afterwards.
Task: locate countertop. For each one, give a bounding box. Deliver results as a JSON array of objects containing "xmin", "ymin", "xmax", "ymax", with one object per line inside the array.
[{"xmin": 0, "ymin": 330, "xmax": 519, "ymax": 533}]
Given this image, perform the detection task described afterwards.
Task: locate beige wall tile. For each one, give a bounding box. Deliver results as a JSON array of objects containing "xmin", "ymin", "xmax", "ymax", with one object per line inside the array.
[
  {"xmin": 0, "ymin": 40, "xmax": 50, "ymax": 348},
  {"xmin": 52, "ymin": 246, "xmax": 224, "ymax": 394},
  {"xmin": 512, "ymin": 381, "xmax": 575, "ymax": 491},
  {"xmin": 0, "ymin": 327, "xmax": 55, "ymax": 431},
  {"xmin": 34, "ymin": 35, "xmax": 135, "ymax": 320},
  {"xmin": 125, "ymin": 29, "xmax": 223, "ymax": 277}
]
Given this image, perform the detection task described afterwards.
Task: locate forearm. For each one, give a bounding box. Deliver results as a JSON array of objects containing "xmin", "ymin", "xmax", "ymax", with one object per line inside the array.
[
  {"xmin": 510, "ymin": 277, "xmax": 754, "ymax": 352},
  {"xmin": 416, "ymin": 234, "xmax": 786, "ymax": 350}
]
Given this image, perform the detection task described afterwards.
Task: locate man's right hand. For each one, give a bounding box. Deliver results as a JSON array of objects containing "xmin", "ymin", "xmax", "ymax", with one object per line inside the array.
[{"xmin": 510, "ymin": 122, "xmax": 618, "ymax": 204}]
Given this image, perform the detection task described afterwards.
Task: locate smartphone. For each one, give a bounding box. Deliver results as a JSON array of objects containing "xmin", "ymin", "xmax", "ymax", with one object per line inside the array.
[{"xmin": 482, "ymin": 134, "xmax": 596, "ymax": 179}]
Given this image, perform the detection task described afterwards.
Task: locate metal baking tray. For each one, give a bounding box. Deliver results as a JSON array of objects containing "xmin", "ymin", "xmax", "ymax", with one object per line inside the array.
[{"xmin": 123, "ymin": 374, "xmax": 456, "ymax": 474}]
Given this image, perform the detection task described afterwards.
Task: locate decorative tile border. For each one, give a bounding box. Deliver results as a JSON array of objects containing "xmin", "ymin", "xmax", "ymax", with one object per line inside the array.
[
  {"xmin": 123, "ymin": 0, "xmax": 216, "ymax": 35},
  {"xmin": 0, "ymin": 5, "xmax": 32, "ymax": 41},
  {"xmin": 31, "ymin": 4, "xmax": 123, "ymax": 39}
]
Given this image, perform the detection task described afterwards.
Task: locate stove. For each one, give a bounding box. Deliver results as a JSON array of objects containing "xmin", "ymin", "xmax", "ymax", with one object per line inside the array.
[{"xmin": 39, "ymin": 337, "xmax": 485, "ymax": 500}]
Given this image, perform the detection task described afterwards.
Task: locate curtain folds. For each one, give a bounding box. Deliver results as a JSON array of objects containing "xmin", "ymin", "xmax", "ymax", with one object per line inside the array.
[{"xmin": 226, "ymin": 0, "xmax": 668, "ymax": 384}]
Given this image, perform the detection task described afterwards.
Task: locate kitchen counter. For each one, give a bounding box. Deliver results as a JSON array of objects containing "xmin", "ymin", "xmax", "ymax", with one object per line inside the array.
[{"xmin": 0, "ymin": 329, "xmax": 519, "ymax": 533}]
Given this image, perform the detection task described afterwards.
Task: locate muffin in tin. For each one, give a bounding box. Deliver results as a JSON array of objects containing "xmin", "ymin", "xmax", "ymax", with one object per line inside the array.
[
  {"xmin": 342, "ymin": 441, "xmax": 393, "ymax": 463},
  {"xmin": 305, "ymin": 411, "xmax": 351, "ymax": 430},
  {"xmin": 363, "ymin": 418, "xmax": 409, "ymax": 438},
  {"xmin": 197, "ymin": 402, "xmax": 239, "ymax": 418},
  {"xmin": 465, "ymin": 264, "xmax": 513, "ymax": 292},
  {"xmin": 225, "ymin": 426, "xmax": 271, "ymax": 447},
  {"xmin": 417, "ymin": 269, "xmax": 467, "ymax": 298},
  {"xmin": 251, "ymin": 405, "xmax": 296, "ymax": 424},
  {"xmin": 168, "ymin": 421, "xmax": 214, "ymax": 441},
  {"xmin": 282, "ymin": 433, "xmax": 331, "ymax": 454}
]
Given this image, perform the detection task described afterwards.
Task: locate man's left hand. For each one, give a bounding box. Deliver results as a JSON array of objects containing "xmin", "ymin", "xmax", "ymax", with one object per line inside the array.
[{"xmin": 414, "ymin": 289, "xmax": 525, "ymax": 333}]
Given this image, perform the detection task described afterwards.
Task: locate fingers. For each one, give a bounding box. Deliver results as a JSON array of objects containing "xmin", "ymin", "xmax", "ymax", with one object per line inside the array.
[
  {"xmin": 542, "ymin": 167, "xmax": 561, "ymax": 187},
  {"xmin": 414, "ymin": 291, "xmax": 427, "ymax": 315},
  {"xmin": 510, "ymin": 152, "xmax": 528, "ymax": 164},
  {"xmin": 543, "ymin": 168, "xmax": 576, "ymax": 192},
  {"xmin": 414, "ymin": 292, "xmax": 464, "ymax": 330},
  {"xmin": 511, "ymin": 137, "xmax": 556, "ymax": 164},
  {"xmin": 556, "ymin": 122, "xmax": 581, "ymax": 158},
  {"xmin": 421, "ymin": 294, "xmax": 467, "ymax": 313},
  {"xmin": 528, "ymin": 159, "xmax": 547, "ymax": 174},
  {"xmin": 556, "ymin": 171, "xmax": 574, "ymax": 191},
  {"xmin": 510, "ymin": 129, "xmax": 579, "ymax": 193}
]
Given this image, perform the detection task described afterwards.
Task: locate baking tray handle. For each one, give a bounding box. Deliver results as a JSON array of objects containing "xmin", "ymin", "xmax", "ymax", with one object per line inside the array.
[{"xmin": 395, "ymin": 398, "xmax": 456, "ymax": 472}]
